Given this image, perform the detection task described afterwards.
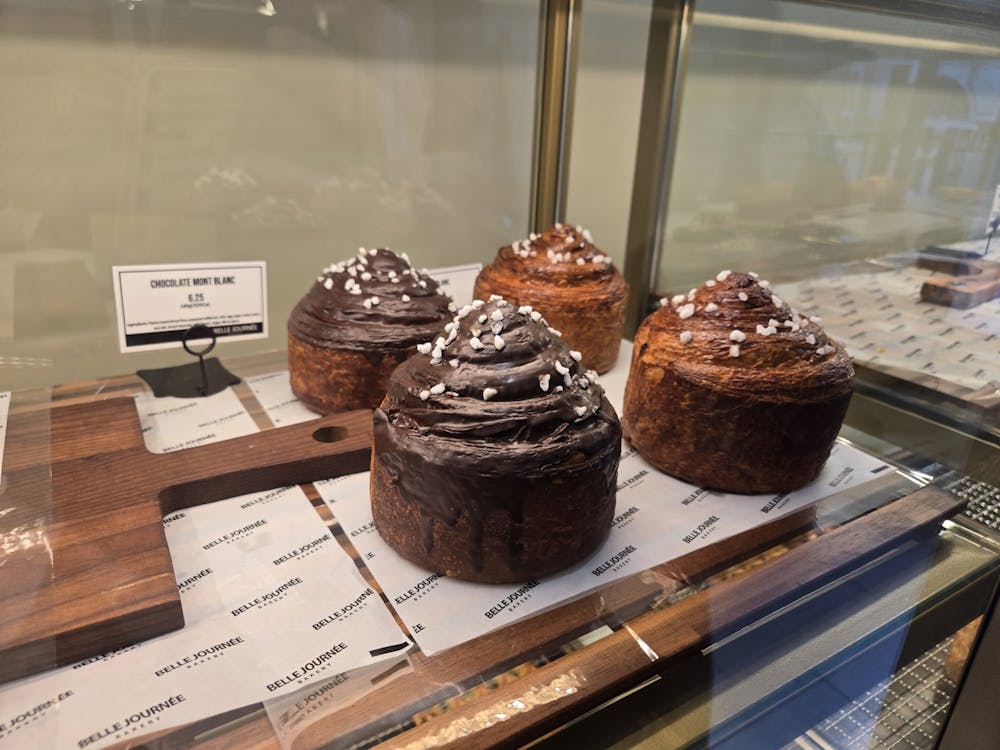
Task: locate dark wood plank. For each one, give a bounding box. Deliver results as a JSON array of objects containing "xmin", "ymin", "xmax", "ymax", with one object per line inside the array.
[{"xmin": 0, "ymin": 397, "xmax": 374, "ymax": 683}]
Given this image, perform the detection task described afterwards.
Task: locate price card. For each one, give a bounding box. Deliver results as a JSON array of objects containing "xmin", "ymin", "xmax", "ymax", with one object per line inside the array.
[
  {"xmin": 427, "ymin": 263, "xmax": 481, "ymax": 307},
  {"xmin": 112, "ymin": 262, "xmax": 267, "ymax": 352}
]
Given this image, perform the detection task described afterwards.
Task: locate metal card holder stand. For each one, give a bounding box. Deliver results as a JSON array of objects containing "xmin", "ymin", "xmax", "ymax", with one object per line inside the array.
[{"xmin": 136, "ymin": 324, "xmax": 240, "ymax": 398}]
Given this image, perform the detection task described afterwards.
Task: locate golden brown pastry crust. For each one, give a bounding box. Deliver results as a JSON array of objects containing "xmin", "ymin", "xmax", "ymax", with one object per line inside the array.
[
  {"xmin": 288, "ymin": 335, "xmax": 410, "ymax": 413},
  {"xmin": 622, "ymin": 271, "xmax": 854, "ymax": 493},
  {"xmin": 473, "ymin": 224, "xmax": 627, "ymax": 373}
]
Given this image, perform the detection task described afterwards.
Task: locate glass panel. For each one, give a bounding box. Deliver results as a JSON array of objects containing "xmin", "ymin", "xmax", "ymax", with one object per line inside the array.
[
  {"xmin": 0, "ymin": 0, "xmax": 538, "ymax": 389},
  {"xmin": 566, "ymin": 0, "xmax": 651, "ymax": 267},
  {"xmin": 658, "ymin": 0, "xmax": 1000, "ymax": 427}
]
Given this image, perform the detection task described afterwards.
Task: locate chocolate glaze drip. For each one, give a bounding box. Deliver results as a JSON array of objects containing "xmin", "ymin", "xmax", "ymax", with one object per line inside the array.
[
  {"xmin": 287, "ymin": 248, "xmax": 454, "ymax": 352},
  {"xmin": 486, "ymin": 223, "xmax": 624, "ymax": 292},
  {"xmin": 649, "ymin": 271, "xmax": 854, "ymax": 400},
  {"xmin": 373, "ymin": 297, "xmax": 620, "ymax": 574}
]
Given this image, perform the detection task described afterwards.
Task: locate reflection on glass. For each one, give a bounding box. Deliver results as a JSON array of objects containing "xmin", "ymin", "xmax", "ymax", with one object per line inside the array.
[
  {"xmin": 660, "ymin": 0, "xmax": 1000, "ymax": 288},
  {"xmin": 658, "ymin": 0, "xmax": 1000, "ymax": 405}
]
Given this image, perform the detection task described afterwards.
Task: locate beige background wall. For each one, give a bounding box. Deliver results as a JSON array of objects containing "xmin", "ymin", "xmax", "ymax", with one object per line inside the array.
[{"xmin": 0, "ymin": 0, "xmax": 538, "ymax": 389}]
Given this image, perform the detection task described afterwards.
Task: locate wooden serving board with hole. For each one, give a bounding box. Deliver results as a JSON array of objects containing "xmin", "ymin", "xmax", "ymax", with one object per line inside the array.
[{"xmin": 0, "ymin": 396, "xmax": 372, "ymax": 684}]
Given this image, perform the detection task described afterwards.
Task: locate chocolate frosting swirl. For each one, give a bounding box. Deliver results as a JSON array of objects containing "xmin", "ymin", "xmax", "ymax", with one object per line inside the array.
[
  {"xmin": 287, "ymin": 248, "xmax": 454, "ymax": 351},
  {"xmin": 484, "ymin": 223, "xmax": 625, "ymax": 295},
  {"xmin": 648, "ymin": 270, "xmax": 854, "ymax": 399},
  {"xmin": 378, "ymin": 297, "xmax": 614, "ymax": 449}
]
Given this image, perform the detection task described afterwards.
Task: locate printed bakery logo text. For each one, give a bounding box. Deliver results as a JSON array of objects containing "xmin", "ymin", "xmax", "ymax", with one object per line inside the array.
[
  {"xmin": 682, "ymin": 515, "xmax": 720, "ymax": 544},
  {"xmin": 592, "ymin": 545, "xmax": 637, "ymax": 576},
  {"xmin": 240, "ymin": 486, "xmax": 295, "ymax": 510},
  {"xmin": 265, "ymin": 642, "xmax": 350, "ymax": 692},
  {"xmin": 350, "ymin": 520, "xmax": 375, "ymax": 538},
  {"xmin": 76, "ymin": 694, "xmax": 186, "ymax": 748},
  {"xmin": 617, "ymin": 470, "xmax": 648, "ymax": 492},
  {"xmin": 231, "ymin": 577, "xmax": 303, "ymax": 616},
  {"xmin": 393, "ymin": 573, "xmax": 442, "ymax": 605},
  {"xmin": 681, "ymin": 488, "xmax": 709, "ymax": 506},
  {"xmin": 827, "ymin": 466, "xmax": 854, "ymax": 488},
  {"xmin": 203, "ymin": 518, "xmax": 268, "ymax": 550},
  {"xmin": 160, "ymin": 433, "xmax": 219, "ymax": 453},
  {"xmin": 273, "ymin": 534, "xmax": 332, "ymax": 566},
  {"xmin": 0, "ymin": 690, "xmax": 73, "ymax": 739},
  {"xmin": 612, "ymin": 506, "xmax": 640, "ymax": 529},
  {"xmin": 72, "ymin": 643, "xmax": 142, "ymax": 670},
  {"xmin": 483, "ymin": 579, "xmax": 541, "ymax": 619},
  {"xmin": 153, "ymin": 636, "xmax": 245, "ymax": 676},
  {"xmin": 177, "ymin": 567, "xmax": 213, "ymax": 592},
  {"xmin": 760, "ymin": 494, "xmax": 789, "ymax": 514},
  {"xmin": 277, "ymin": 671, "xmax": 353, "ymax": 730},
  {"xmin": 197, "ymin": 410, "xmax": 247, "ymax": 430},
  {"xmin": 163, "ymin": 511, "xmax": 185, "ymax": 525},
  {"xmin": 312, "ymin": 588, "xmax": 376, "ymax": 630},
  {"xmin": 142, "ymin": 400, "xmax": 198, "ymax": 419}
]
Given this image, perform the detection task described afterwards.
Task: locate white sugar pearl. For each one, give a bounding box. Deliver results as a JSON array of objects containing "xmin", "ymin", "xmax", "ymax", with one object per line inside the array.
[
  {"xmin": 679, "ymin": 331, "xmax": 693, "ymax": 344},
  {"xmin": 483, "ymin": 387, "xmax": 498, "ymax": 400},
  {"xmin": 729, "ymin": 330, "xmax": 746, "ymax": 343},
  {"xmin": 539, "ymin": 373, "xmax": 551, "ymax": 391},
  {"xmin": 430, "ymin": 383, "xmax": 446, "ymax": 395},
  {"xmin": 678, "ymin": 303, "xmax": 696, "ymax": 319},
  {"xmin": 569, "ymin": 350, "xmax": 582, "ymax": 361}
]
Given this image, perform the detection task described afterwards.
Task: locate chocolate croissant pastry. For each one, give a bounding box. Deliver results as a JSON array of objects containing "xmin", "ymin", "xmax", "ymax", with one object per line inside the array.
[
  {"xmin": 473, "ymin": 223, "xmax": 628, "ymax": 374},
  {"xmin": 622, "ymin": 271, "xmax": 854, "ymax": 493},
  {"xmin": 288, "ymin": 248, "xmax": 454, "ymax": 414},
  {"xmin": 372, "ymin": 296, "xmax": 621, "ymax": 583}
]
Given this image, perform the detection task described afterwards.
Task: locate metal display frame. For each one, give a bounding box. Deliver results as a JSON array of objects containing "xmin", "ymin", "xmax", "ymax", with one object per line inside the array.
[{"xmin": 525, "ymin": 0, "xmax": 1000, "ymax": 746}]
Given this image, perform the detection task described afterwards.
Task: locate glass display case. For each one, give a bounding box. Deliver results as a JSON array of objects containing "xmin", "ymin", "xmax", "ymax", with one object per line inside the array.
[{"xmin": 0, "ymin": 2, "xmax": 997, "ymax": 749}]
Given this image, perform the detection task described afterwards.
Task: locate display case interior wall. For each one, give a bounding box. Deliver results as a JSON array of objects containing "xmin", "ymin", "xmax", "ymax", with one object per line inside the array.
[
  {"xmin": 627, "ymin": 0, "xmax": 1000, "ymax": 483},
  {"xmin": 0, "ymin": 0, "xmax": 540, "ymax": 391}
]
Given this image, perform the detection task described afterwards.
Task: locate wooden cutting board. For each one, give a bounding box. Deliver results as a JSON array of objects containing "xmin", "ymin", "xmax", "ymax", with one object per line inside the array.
[{"xmin": 0, "ymin": 396, "xmax": 373, "ymax": 684}]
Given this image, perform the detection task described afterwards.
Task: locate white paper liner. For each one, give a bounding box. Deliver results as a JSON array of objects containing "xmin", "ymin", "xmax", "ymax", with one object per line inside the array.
[
  {"xmin": 246, "ymin": 371, "xmax": 319, "ymax": 427},
  {"xmin": 316, "ymin": 439, "xmax": 890, "ymax": 656},
  {"xmin": 134, "ymin": 387, "xmax": 260, "ymax": 453}
]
